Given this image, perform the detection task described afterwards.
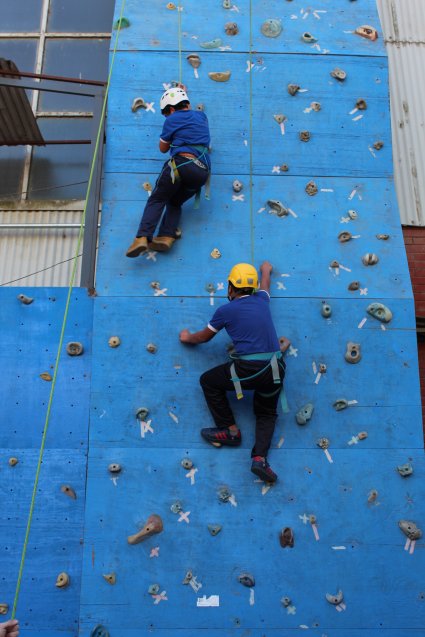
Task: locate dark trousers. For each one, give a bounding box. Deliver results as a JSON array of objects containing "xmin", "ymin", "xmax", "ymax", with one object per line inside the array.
[
  {"xmin": 137, "ymin": 156, "xmax": 209, "ymax": 239},
  {"xmin": 200, "ymin": 359, "xmax": 285, "ymax": 458}
]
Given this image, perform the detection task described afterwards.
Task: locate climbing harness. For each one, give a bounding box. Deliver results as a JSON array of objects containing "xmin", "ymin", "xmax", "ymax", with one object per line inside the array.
[
  {"xmin": 229, "ymin": 351, "xmax": 289, "ymax": 413},
  {"xmin": 10, "ymin": 0, "xmax": 128, "ymax": 621},
  {"xmin": 168, "ymin": 144, "xmax": 211, "ymax": 205}
]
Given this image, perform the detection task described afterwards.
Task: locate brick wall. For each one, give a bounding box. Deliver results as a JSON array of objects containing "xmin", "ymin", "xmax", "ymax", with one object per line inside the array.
[{"xmin": 403, "ymin": 226, "xmax": 425, "ymax": 434}]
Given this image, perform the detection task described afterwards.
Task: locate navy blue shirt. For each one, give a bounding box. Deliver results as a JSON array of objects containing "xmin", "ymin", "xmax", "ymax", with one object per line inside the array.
[
  {"xmin": 160, "ymin": 110, "xmax": 211, "ymax": 168},
  {"xmin": 208, "ymin": 290, "xmax": 280, "ymax": 355}
]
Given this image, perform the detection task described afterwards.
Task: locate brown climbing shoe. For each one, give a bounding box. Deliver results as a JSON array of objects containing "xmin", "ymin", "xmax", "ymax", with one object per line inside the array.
[
  {"xmin": 148, "ymin": 236, "xmax": 175, "ymax": 252},
  {"xmin": 126, "ymin": 236, "xmax": 148, "ymax": 258}
]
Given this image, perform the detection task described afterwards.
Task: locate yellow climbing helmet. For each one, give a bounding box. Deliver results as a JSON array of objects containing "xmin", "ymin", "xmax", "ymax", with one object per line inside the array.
[{"xmin": 228, "ymin": 263, "xmax": 259, "ymax": 289}]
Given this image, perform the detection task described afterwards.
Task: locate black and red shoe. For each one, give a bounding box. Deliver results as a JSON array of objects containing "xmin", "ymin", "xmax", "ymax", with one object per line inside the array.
[
  {"xmin": 201, "ymin": 427, "xmax": 242, "ymax": 447},
  {"xmin": 251, "ymin": 456, "xmax": 278, "ymax": 483}
]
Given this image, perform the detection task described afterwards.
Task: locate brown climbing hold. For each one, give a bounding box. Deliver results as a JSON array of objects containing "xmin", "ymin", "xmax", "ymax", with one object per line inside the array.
[
  {"xmin": 150, "ymin": 281, "xmax": 161, "ymax": 290},
  {"xmin": 108, "ymin": 463, "xmax": 121, "ymax": 474},
  {"xmin": 224, "ymin": 22, "xmax": 239, "ymax": 36},
  {"xmin": 232, "ymin": 180, "xmax": 243, "ymax": 193},
  {"xmin": 61, "ymin": 485, "xmax": 77, "ymax": 500},
  {"xmin": 309, "ymin": 514, "xmax": 317, "ymax": 525},
  {"xmin": 143, "ymin": 182, "xmax": 152, "ymax": 192},
  {"xmin": 211, "ymin": 248, "xmax": 221, "ymax": 259},
  {"xmin": 356, "ymin": 99, "xmax": 367, "ymax": 110},
  {"xmin": 373, "ymin": 141, "xmax": 384, "ymax": 151},
  {"xmin": 146, "ymin": 343, "xmax": 157, "ymax": 353},
  {"xmin": 330, "ymin": 67, "xmax": 346, "ymax": 81},
  {"xmin": 0, "ymin": 604, "xmax": 9, "ymax": 615},
  {"xmin": 208, "ymin": 71, "xmax": 231, "ymax": 82},
  {"xmin": 279, "ymin": 336, "xmax": 290, "ymax": 354},
  {"xmin": 279, "ymin": 527, "xmax": 294, "ymax": 548},
  {"xmin": 318, "ymin": 363, "xmax": 327, "ymax": 374},
  {"xmin": 280, "ymin": 164, "xmax": 289, "ymax": 172},
  {"xmin": 311, "ymin": 101, "xmax": 321, "ymax": 112},
  {"xmin": 362, "ymin": 253, "xmax": 379, "ymax": 266},
  {"xmin": 56, "ymin": 572, "xmax": 70, "ymax": 588},
  {"xmin": 187, "ymin": 54, "xmax": 201, "ymax": 69},
  {"xmin": 355, "ymin": 25, "xmax": 378, "ymax": 41},
  {"xmin": 66, "ymin": 342, "xmax": 84, "ymax": 356},
  {"xmin": 338, "ymin": 231, "xmax": 352, "ymax": 243},
  {"xmin": 287, "ymin": 84, "xmax": 300, "ymax": 96},
  {"xmin": 17, "ymin": 293, "xmax": 33, "ymax": 305},
  {"xmin": 376, "ymin": 233, "xmax": 389, "ymax": 240},
  {"xmin": 299, "ymin": 130, "xmax": 311, "ymax": 142},
  {"xmin": 358, "ymin": 431, "xmax": 368, "ymax": 440},
  {"xmin": 305, "ymin": 181, "xmax": 318, "ymax": 196},
  {"xmin": 131, "ymin": 97, "xmax": 147, "ymax": 112},
  {"xmin": 274, "ymin": 114, "xmax": 286, "ymax": 125},
  {"xmin": 196, "ymin": 103, "xmax": 205, "ymax": 111},
  {"xmin": 330, "ymin": 260, "xmax": 339, "ymax": 268},
  {"xmin": 316, "ymin": 438, "xmax": 330, "ymax": 449},
  {"xmin": 108, "ymin": 336, "xmax": 121, "ymax": 348},
  {"xmin": 368, "ymin": 489, "xmax": 378, "ymax": 503},
  {"xmin": 348, "ymin": 281, "xmax": 360, "ymax": 291},
  {"xmin": 40, "ymin": 372, "xmax": 52, "ymax": 381},
  {"xmin": 128, "ymin": 514, "xmax": 163, "ymax": 545},
  {"xmin": 166, "ymin": 2, "xmax": 176, "ymax": 9},
  {"xmin": 8, "ymin": 457, "xmax": 18, "ymax": 467},
  {"xmin": 103, "ymin": 573, "xmax": 116, "ymax": 585}
]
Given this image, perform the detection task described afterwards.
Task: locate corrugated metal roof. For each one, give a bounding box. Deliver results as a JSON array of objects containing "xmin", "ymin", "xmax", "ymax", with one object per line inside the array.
[
  {"xmin": 0, "ymin": 58, "xmax": 45, "ymax": 146},
  {"xmin": 377, "ymin": 0, "xmax": 425, "ymax": 226}
]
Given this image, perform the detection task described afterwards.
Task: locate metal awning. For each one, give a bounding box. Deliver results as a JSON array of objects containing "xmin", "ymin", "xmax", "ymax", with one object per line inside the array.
[{"xmin": 0, "ymin": 58, "xmax": 45, "ymax": 146}]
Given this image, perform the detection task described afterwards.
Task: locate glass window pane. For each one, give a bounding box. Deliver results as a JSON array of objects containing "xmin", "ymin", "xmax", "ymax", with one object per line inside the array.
[
  {"xmin": 39, "ymin": 39, "xmax": 109, "ymax": 111},
  {"xmin": 0, "ymin": 40, "xmax": 38, "ymax": 74},
  {"xmin": 29, "ymin": 118, "xmax": 92, "ymax": 199},
  {"xmin": 48, "ymin": 0, "xmax": 115, "ymax": 33},
  {"xmin": 0, "ymin": 147, "xmax": 26, "ymax": 198},
  {"xmin": 1, "ymin": 0, "xmax": 42, "ymax": 32}
]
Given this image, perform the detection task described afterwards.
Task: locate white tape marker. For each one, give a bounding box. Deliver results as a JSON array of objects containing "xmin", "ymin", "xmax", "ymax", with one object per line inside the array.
[
  {"xmin": 314, "ymin": 372, "xmax": 322, "ymax": 385},
  {"xmin": 312, "ymin": 524, "xmax": 320, "ymax": 541},
  {"xmin": 410, "ymin": 540, "xmax": 416, "ymax": 555},
  {"xmin": 349, "ymin": 107, "xmax": 358, "ymax": 116},
  {"xmin": 150, "ymin": 546, "xmax": 159, "ymax": 558},
  {"xmin": 178, "ymin": 511, "xmax": 191, "ymax": 524},
  {"xmin": 111, "ymin": 477, "xmax": 118, "ymax": 487},
  {"xmin": 324, "ymin": 449, "xmax": 333, "ymax": 464},
  {"xmin": 288, "ymin": 208, "xmax": 298, "ymax": 218},
  {"xmin": 277, "ymin": 436, "xmax": 285, "ymax": 448},
  {"xmin": 332, "ymin": 546, "xmax": 346, "ymax": 550},
  {"xmin": 249, "ymin": 589, "xmax": 255, "ymax": 606},
  {"xmin": 186, "ymin": 467, "xmax": 198, "ymax": 485},
  {"xmin": 352, "ymin": 114, "xmax": 364, "ymax": 122},
  {"xmin": 257, "ymin": 207, "xmax": 266, "ymax": 214},
  {"xmin": 194, "ymin": 68, "xmax": 199, "ymax": 79},
  {"xmin": 358, "ymin": 317, "xmax": 367, "ymax": 329},
  {"xmin": 347, "ymin": 400, "xmax": 358, "ymax": 406},
  {"xmin": 228, "ymin": 494, "xmax": 238, "ymax": 507},
  {"xmin": 169, "ymin": 412, "xmax": 179, "ymax": 424},
  {"xmin": 381, "ymin": 324, "xmax": 386, "ymax": 331},
  {"xmin": 404, "ymin": 538, "xmax": 411, "ymax": 551},
  {"xmin": 280, "ymin": 122, "xmax": 285, "ymax": 135},
  {"xmin": 339, "ymin": 264, "xmax": 352, "ymax": 272},
  {"xmin": 368, "ymin": 146, "xmax": 377, "ymax": 158},
  {"xmin": 140, "ymin": 420, "xmax": 154, "ymax": 438},
  {"xmin": 197, "ymin": 595, "xmax": 220, "ymax": 607},
  {"xmin": 210, "ymin": 292, "xmax": 215, "ymax": 306},
  {"xmin": 320, "ymin": 188, "xmax": 334, "ymax": 193},
  {"xmin": 312, "ymin": 361, "xmax": 317, "ymax": 375},
  {"xmin": 348, "ymin": 188, "xmax": 357, "ymax": 200},
  {"xmin": 153, "ymin": 591, "xmax": 168, "ymax": 604},
  {"xmin": 262, "ymin": 484, "xmax": 271, "ymax": 496},
  {"xmin": 189, "ymin": 577, "xmax": 202, "ymax": 593}
]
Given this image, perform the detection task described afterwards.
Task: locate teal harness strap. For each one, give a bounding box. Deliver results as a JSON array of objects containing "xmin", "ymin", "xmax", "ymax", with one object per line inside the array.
[
  {"xmin": 229, "ymin": 351, "xmax": 284, "ymax": 400},
  {"xmin": 168, "ymin": 144, "xmax": 211, "ymax": 205}
]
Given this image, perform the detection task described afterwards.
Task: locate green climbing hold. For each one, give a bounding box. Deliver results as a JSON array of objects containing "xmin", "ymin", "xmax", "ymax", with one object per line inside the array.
[
  {"xmin": 200, "ymin": 38, "xmax": 222, "ymax": 49},
  {"xmin": 90, "ymin": 626, "xmax": 110, "ymax": 637},
  {"xmin": 366, "ymin": 302, "xmax": 392, "ymax": 324},
  {"xmin": 296, "ymin": 402, "xmax": 314, "ymax": 425},
  {"xmin": 261, "ymin": 19, "xmax": 282, "ymax": 38},
  {"xmin": 113, "ymin": 17, "xmax": 130, "ymax": 30}
]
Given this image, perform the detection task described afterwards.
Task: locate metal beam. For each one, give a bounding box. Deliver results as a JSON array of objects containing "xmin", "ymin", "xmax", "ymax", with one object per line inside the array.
[{"xmin": 0, "ymin": 77, "xmax": 104, "ymax": 98}]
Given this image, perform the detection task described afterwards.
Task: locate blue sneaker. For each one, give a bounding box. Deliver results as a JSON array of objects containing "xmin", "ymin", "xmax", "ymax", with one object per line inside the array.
[{"xmin": 251, "ymin": 456, "xmax": 277, "ymax": 483}]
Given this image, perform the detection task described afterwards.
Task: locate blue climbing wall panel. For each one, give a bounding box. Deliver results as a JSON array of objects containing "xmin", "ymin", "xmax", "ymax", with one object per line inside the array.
[
  {"xmin": 0, "ymin": 289, "xmax": 93, "ymax": 635},
  {"xmin": 80, "ymin": 0, "xmax": 425, "ymax": 635}
]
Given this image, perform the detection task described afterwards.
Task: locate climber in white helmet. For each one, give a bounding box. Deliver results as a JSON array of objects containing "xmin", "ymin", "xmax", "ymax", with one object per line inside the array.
[{"xmin": 126, "ymin": 84, "xmax": 211, "ymax": 258}]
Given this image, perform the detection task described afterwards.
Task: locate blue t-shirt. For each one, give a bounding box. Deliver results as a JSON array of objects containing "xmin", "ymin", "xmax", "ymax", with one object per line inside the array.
[
  {"xmin": 208, "ymin": 290, "xmax": 280, "ymax": 355},
  {"xmin": 160, "ymin": 110, "xmax": 211, "ymax": 168}
]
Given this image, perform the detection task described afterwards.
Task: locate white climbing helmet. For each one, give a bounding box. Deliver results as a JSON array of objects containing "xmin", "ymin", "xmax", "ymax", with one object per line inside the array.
[{"xmin": 160, "ymin": 87, "xmax": 189, "ymax": 111}]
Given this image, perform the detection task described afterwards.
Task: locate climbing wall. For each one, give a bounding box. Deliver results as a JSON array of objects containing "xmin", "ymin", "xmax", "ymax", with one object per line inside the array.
[
  {"xmin": 0, "ymin": 289, "xmax": 93, "ymax": 635},
  {"xmin": 79, "ymin": 0, "xmax": 425, "ymax": 635}
]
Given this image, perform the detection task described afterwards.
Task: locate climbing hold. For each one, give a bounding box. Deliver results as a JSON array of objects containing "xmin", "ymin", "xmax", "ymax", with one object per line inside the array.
[
  {"xmin": 200, "ymin": 38, "xmax": 222, "ymax": 49},
  {"xmin": 366, "ymin": 302, "xmax": 392, "ymax": 323},
  {"xmin": 311, "ymin": 101, "xmax": 321, "ymax": 112},
  {"xmin": 261, "ymin": 19, "xmax": 282, "ymax": 38},
  {"xmin": 108, "ymin": 336, "xmax": 121, "ymax": 348},
  {"xmin": 348, "ymin": 281, "xmax": 360, "ymax": 291},
  {"xmin": 305, "ymin": 181, "xmax": 318, "ymax": 196},
  {"xmin": 56, "ymin": 572, "xmax": 70, "ymax": 588},
  {"xmin": 205, "ymin": 283, "xmax": 216, "ymax": 293},
  {"xmin": 182, "ymin": 570, "xmax": 193, "ymax": 584},
  {"xmin": 345, "ymin": 342, "xmax": 361, "ymax": 364},
  {"xmin": 302, "ymin": 32, "xmax": 317, "ymax": 43},
  {"xmin": 299, "ymin": 130, "xmax": 311, "ymax": 142},
  {"xmin": 321, "ymin": 301, "xmax": 332, "ymax": 318},
  {"xmin": 309, "ymin": 514, "xmax": 317, "ymax": 525},
  {"xmin": 187, "ymin": 54, "xmax": 201, "ymax": 69},
  {"xmin": 326, "ymin": 590, "xmax": 344, "ymax": 605},
  {"xmin": 181, "ymin": 458, "xmax": 193, "ymax": 470},
  {"xmin": 131, "ymin": 98, "xmax": 147, "ymax": 112},
  {"xmin": 279, "ymin": 336, "xmax": 290, "ymax": 353},
  {"xmin": 356, "ymin": 98, "xmax": 367, "ymax": 110},
  {"xmin": 348, "ymin": 209, "xmax": 358, "ymax": 220},
  {"xmin": 143, "ymin": 182, "xmax": 152, "ymax": 192},
  {"xmin": 319, "ymin": 363, "xmax": 327, "ymax": 374},
  {"xmin": 358, "ymin": 431, "xmax": 368, "ymax": 440},
  {"xmin": 368, "ymin": 489, "xmax": 378, "ymax": 503},
  {"xmin": 40, "ymin": 372, "xmax": 52, "ymax": 381},
  {"xmin": 166, "ymin": 2, "xmax": 176, "ymax": 9},
  {"xmin": 224, "ymin": 22, "xmax": 239, "ymax": 36},
  {"xmin": 0, "ymin": 604, "xmax": 9, "ymax": 615},
  {"xmin": 232, "ymin": 180, "xmax": 243, "ymax": 193},
  {"xmin": 171, "ymin": 501, "xmax": 183, "ymax": 514},
  {"xmin": 273, "ymin": 114, "xmax": 286, "ymax": 125},
  {"xmin": 148, "ymin": 583, "xmax": 160, "ymax": 595},
  {"xmin": 330, "ymin": 260, "xmax": 339, "ymax": 269},
  {"xmin": 373, "ymin": 140, "xmax": 384, "ymax": 150},
  {"xmin": 208, "ymin": 524, "xmax": 222, "ymax": 536},
  {"xmin": 376, "ymin": 233, "xmax": 389, "ymax": 240},
  {"xmin": 146, "ymin": 343, "xmax": 157, "ymax": 353},
  {"xmin": 399, "ymin": 520, "xmax": 422, "ymax": 541},
  {"xmin": 175, "ymin": 227, "xmax": 182, "ymax": 239},
  {"xmin": 355, "ymin": 25, "xmax": 378, "ymax": 41},
  {"xmin": 331, "ymin": 67, "xmax": 347, "ymax": 81},
  {"xmin": 223, "ymin": 0, "xmax": 231, "ymax": 7},
  {"xmin": 338, "ymin": 231, "xmax": 352, "ymax": 243},
  {"xmin": 280, "ymin": 164, "xmax": 289, "ymax": 172},
  {"xmin": 287, "ymin": 84, "xmax": 300, "ymax": 96},
  {"xmin": 127, "ymin": 514, "xmax": 164, "ymax": 545},
  {"xmin": 103, "ymin": 573, "xmax": 116, "ymax": 585},
  {"xmin": 296, "ymin": 403, "xmax": 314, "ymax": 426},
  {"xmin": 8, "ymin": 457, "xmax": 18, "ymax": 466},
  {"xmin": 209, "ymin": 71, "xmax": 231, "ymax": 82},
  {"xmin": 238, "ymin": 573, "xmax": 255, "ymax": 588},
  {"xmin": 136, "ymin": 407, "xmax": 149, "ymax": 421},
  {"xmin": 90, "ymin": 626, "xmax": 110, "ymax": 637},
  {"xmin": 66, "ymin": 342, "xmax": 84, "ymax": 356},
  {"xmin": 150, "ymin": 281, "xmax": 161, "ymax": 290},
  {"xmin": 108, "ymin": 463, "xmax": 121, "ymax": 474},
  {"xmin": 61, "ymin": 485, "xmax": 76, "ymax": 499},
  {"xmin": 113, "ymin": 17, "xmax": 130, "ymax": 29},
  {"xmin": 316, "ymin": 438, "xmax": 330, "ymax": 450},
  {"xmin": 268, "ymin": 200, "xmax": 288, "ymax": 217},
  {"xmin": 281, "ymin": 597, "xmax": 292, "ymax": 608},
  {"xmin": 279, "ymin": 527, "xmax": 294, "ymax": 548},
  {"xmin": 196, "ymin": 103, "xmax": 204, "ymax": 111},
  {"xmin": 218, "ymin": 486, "xmax": 232, "ymax": 503},
  {"xmin": 17, "ymin": 293, "xmax": 33, "ymax": 304},
  {"xmin": 211, "ymin": 248, "xmax": 221, "ymax": 259},
  {"xmin": 397, "ymin": 462, "xmax": 413, "ymax": 477},
  {"xmin": 333, "ymin": 398, "xmax": 349, "ymax": 411},
  {"xmin": 362, "ymin": 253, "xmax": 379, "ymax": 266}
]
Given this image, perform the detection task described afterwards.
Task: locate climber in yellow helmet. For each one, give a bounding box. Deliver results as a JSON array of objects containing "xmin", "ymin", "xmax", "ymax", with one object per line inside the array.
[{"xmin": 179, "ymin": 261, "xmax": 289, "ymax": 483}]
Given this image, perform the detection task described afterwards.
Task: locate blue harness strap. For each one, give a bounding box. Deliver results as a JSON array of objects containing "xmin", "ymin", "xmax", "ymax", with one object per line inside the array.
[{"xmin": 229, "ymin": 352, "xmax": 288, "ymax": 412}]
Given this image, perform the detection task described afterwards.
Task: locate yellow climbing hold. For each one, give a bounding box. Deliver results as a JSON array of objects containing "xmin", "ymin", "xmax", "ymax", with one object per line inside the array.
[
  {"xmin": 56, "ymin": 572, "xmax": 70, "ymax": 588},
  {"xmin": 167, "ymin": 2, "xmax": 176, "ymax": 8},
  {"xmin": 8, "ymin": 457, "xmax": 18, "ymax": 467},
  {"xmin": 40, "ymin": 372, "xmax": 52, "ymax": 381}
]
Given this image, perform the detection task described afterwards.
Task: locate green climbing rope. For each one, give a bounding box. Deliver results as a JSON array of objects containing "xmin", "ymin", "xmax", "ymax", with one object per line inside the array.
[
  {"xmin": 249, "ymin": 0, "xmax": 254, "ymax": 264},
  {"xmin": 11, "ymin": 0, "xmax": 128, "ymax": 620},
  {"xmin": 177, "ymin": 3, "xmax": 183, "ymax": 84}
]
